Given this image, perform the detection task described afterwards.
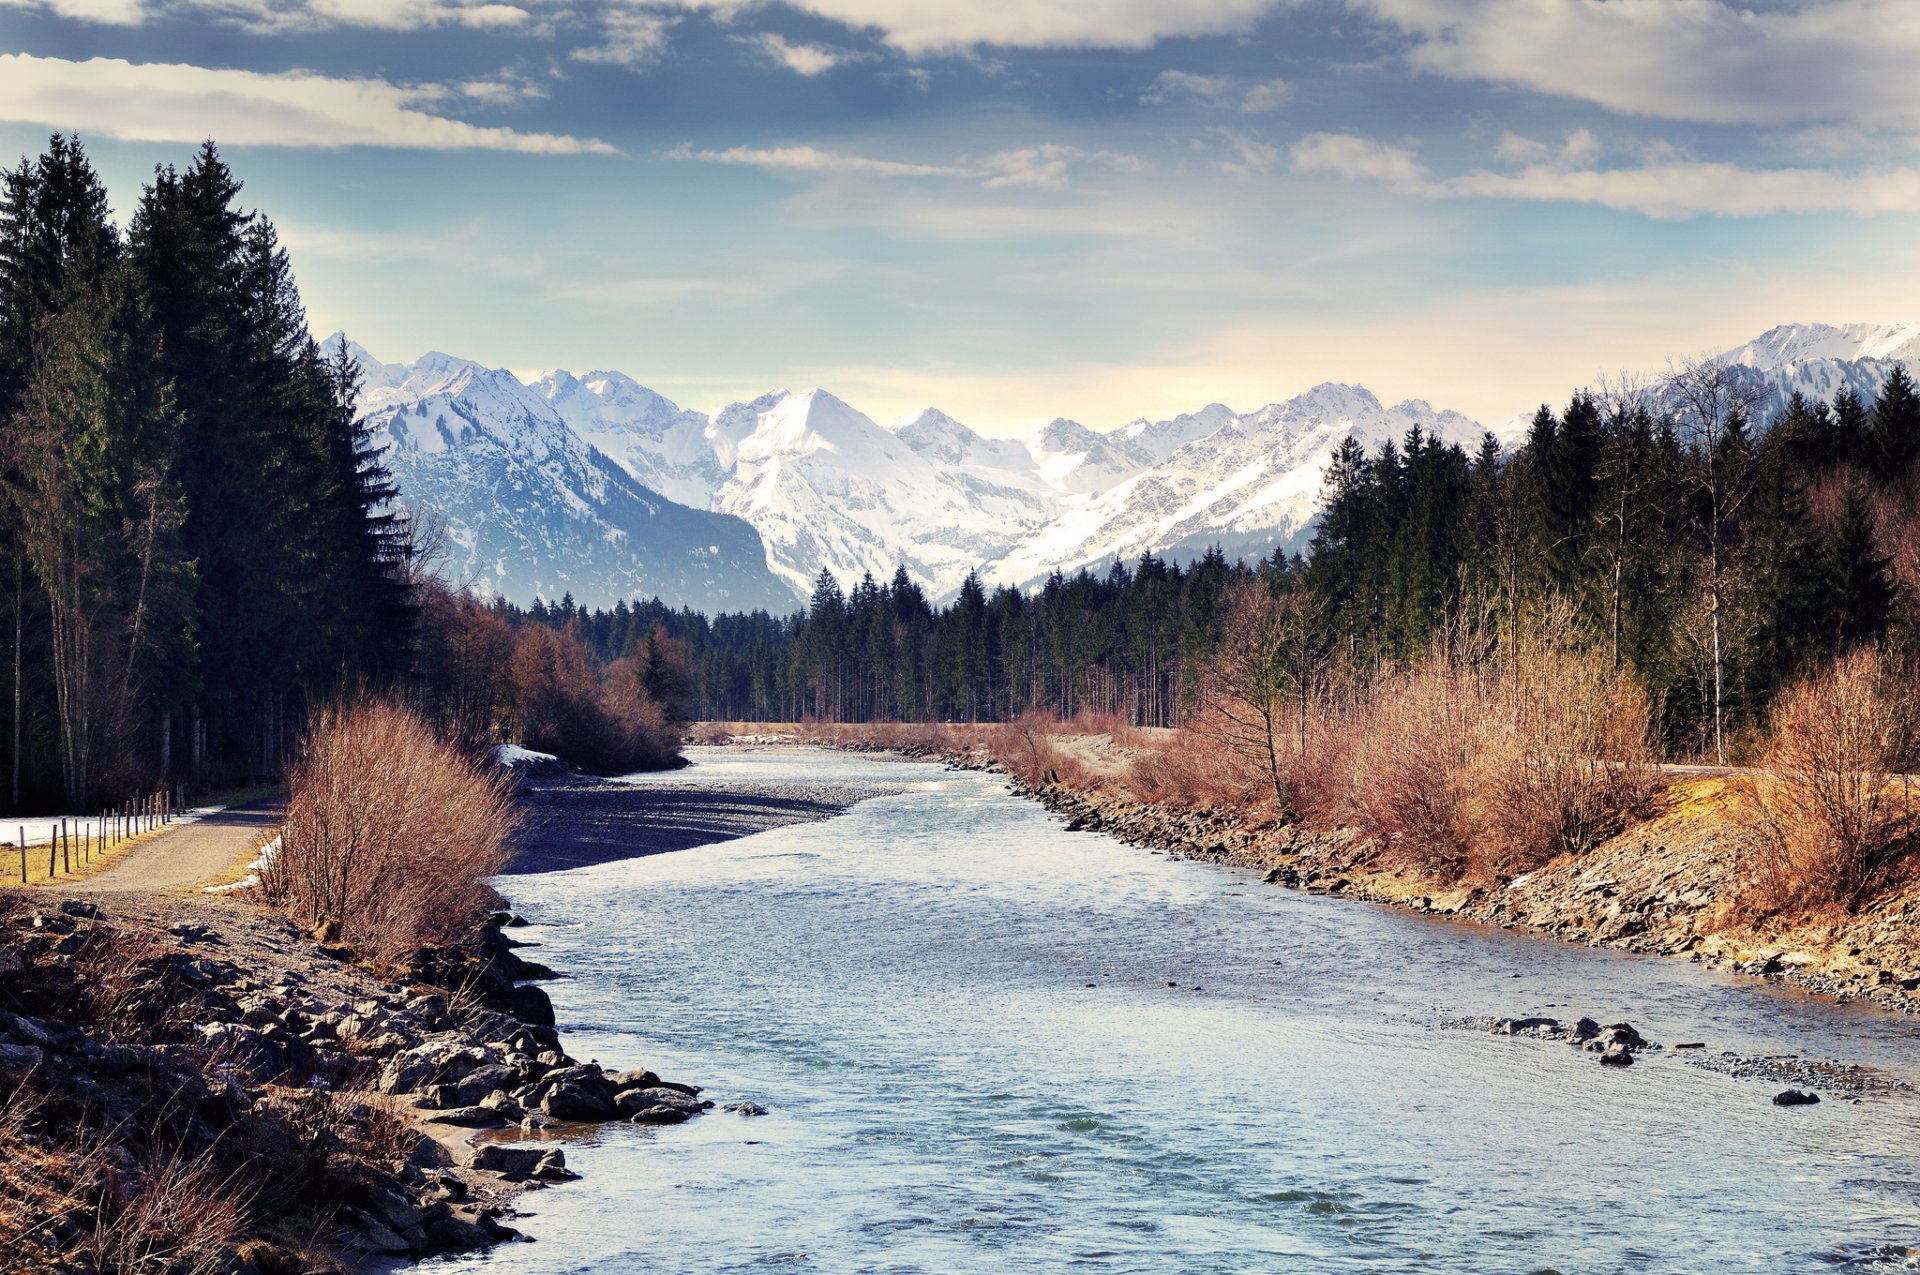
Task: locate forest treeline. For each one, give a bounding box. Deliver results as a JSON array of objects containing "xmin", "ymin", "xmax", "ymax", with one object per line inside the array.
[
  {"xmin": 0, "ymin": 135, "xmax": 683, "ymax": 812},
  {"xmin": 0, "ymin": 135, "xmax": 411, "ymax": 810},
  {"xmin": 532, "ymin": 360, "xmax": 1918, "ymax": 763}
]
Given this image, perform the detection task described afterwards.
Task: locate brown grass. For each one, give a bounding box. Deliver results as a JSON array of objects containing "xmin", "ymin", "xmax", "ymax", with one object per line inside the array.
[
  {"xmin": 261, "ymin": 696, "xmax": 519, "ymax": 970},
  {"xmin": 1733, "ymin": 649, "xmax": 1919, "ymax": 915}
]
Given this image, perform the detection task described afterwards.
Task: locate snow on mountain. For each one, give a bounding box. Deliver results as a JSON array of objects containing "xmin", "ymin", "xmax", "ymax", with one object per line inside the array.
[
  {"xmin": 338, "ymin": 338, "xmax": 793, "ymax": 613},
  {"xmin": 1724, "ymin": 321, "xmax": 1920, "ymax": 368},
  {"xmin": 714, "ymin": 390, "xmax": 1059, "ymax": 600},
  {"xmin": 1715, "ymin": 321, "xmax": 1920, "ymax": 419},
  {"xmin": 987, "ymin": 384, "xmax": 1488, "ymax": 591},
  {"xmin": 528, "ymin": 368, "xmax": 725, "ymax": 509},
  {"xmin": 330, "ymin": 319, "xmax": 1917, "ymax": 617},
  {"xmin": 1027, "ymin": 418, "xmax": 1151, "ymax": 494},
  {"xmin": 1117, "ymin": 402, "xmax": 1237, "ymax": 463}
]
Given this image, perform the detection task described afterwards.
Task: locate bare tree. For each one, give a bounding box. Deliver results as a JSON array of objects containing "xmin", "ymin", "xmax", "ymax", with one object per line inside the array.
[
  {"xmin": 1665, "ymin": 356, "xmax": 1769, "ymax": 765},
  {"xmin": 1192, "ymin": 582, "xmax": 1321, "ymax": 809}
]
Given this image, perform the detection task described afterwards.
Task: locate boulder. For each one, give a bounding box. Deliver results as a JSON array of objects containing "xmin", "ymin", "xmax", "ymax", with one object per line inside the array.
[
  {"xmin": 462, "ymin": 1144, "xmax": 548, "ymax": 1181},
  {"xmin": 0, "ymin": 1042, "xmax": 44, "ymax": 1072},
  {"xmin": 1598, "ymin": 1044, "xmax": 1635, "ymax": 1066},
  {"xmin": 541, "ymin": 1080, "xmax": 616, "ymax": 1123},
  {"xmin": 615, "ymin": 1086, "xmax": 710, "ymax": 1116},
  {"xmin": 425, "ymin": 1106, "xmax": 509, "ymax": 1129},
  {"xmin": 1773, "ymin": 1089, "xmax": 1821, "ymax": 1106},
  {"xmin": 630, "ymin": 1105, "xmax": 692, "ymax": 1125},
  {"xmin": 380, "ymin": 1038, "xmax": 490, "ymax": 1095}
]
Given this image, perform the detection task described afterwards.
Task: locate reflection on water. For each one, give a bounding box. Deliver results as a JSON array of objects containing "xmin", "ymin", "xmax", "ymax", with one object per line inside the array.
[{"xmin": 432, "ymin": 748, "xmax": 1920, "ymax": 1274}]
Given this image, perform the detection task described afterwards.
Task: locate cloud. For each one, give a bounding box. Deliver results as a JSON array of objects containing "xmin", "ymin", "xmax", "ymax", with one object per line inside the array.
[
  {"xmin": 0, "ymin": 0, "xmax": 144, "ymax": 21},
  {"xmin": 1141, "ymin": 69, "xmax": 1290, "ymax": 113},
  {"xmin": 666, "ymin": 142, "xmax": 967, "ymax": 178},
  {"xmin": 736, "ymin": 32, "xmax": 866, "ymax": 76},
  {"xmin": 113, "ymin": 0, "xmax": 538, "ymax": 32},
  {"xmin": 1290, "ymin": 131, "xmax": 1427, "ymax": 183},
  {"xmin": 1292, "ymin": 128, "xmax": 1920, "ymax": 218},
  {"xmin": 1210, "ymin": 128, "xmax": 1281, "ymax": 175},
  {"xmin": 982, "ymin": 144, "xmax": 1078, "ymax": 188},
  {"xmin": 0, "ymin": 53, "xmax": 616, "ymax": 153},
  {"xmin": 1353, "ymin": 0, "xmax": 1920, "ymax": 132},
  {"xmin": 668, "ymin": 140, "xmax": 1135, "ymax": 188},
  {"xmin": 1494, "ymin": 127, "xmax": 1599, "ymax": 170},
  {"xmin": 665, "ymin": 0, "xmax": 1299, "ymax": 54},
  {"xmin": 570, "ymin": 7, "xmax": 678, "ymax": 68},
  {"xmin": 1440, "ymin": 161, "xmax": 1920, "ymax": 219}
]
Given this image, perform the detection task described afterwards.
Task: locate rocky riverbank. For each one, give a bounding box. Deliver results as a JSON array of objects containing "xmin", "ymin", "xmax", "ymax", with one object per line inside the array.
[
  {"xmin": 0, "ymin": 887, "xmax": 708, "ymax": 1271},
  {"xmin": 1007, "ymin": 766, "xmax": 1920, "ymax": 1018}
]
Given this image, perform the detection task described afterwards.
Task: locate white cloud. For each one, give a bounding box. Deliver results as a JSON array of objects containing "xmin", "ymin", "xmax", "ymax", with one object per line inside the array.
[
  {"xmin": 147, "ymin": 0, "xmax": 536, "ymax": 32},
  {"xmin": 1213, "ymin": 127, "xmax": 1281, "ymax": 175},
  {"xmin": 0, "ymin": 53, "xmax": 616, "ymax": 153},
  {"xmin": 667, "ymin": 139, "xmax": 1134, "ymax": 188},
  {"xmin": 570, "ymin": 7, "xmax": 678, "ymax": 67},
  {"xmin": 1142, "ymin": 69, "xmax": 1290, "ymax": 113},
  {"xmin": 1495, "ymin": 127, "xmax": 1599, "ymax": 170},
  {"xmin": 665, "ymin": 0, "xmax": 1299, "ymax": 54},
  {"xmin": 1290, "ymin": 131, "xmax": 1427, "ymax": 183},
  {"xmin": 982, "ymin": 144, "xmax": 1078, "ymax": 188},
  {"xmin": 666, "ymin": 142, "xmax": 967, "ymax": 178},
  {"xmin": 737, "ymin": 32, "xmax": 865, "ymax": 76},
  {"xmin": 1293, "ymin": 127, "xmax": 1920, "ymax": 219},
  {"xmin": 0, "ymin": 0, "xmax": 143, "ymax": 22},
  {"xmin": 1439, "ymin": 160, "xmax": 1920, "ymax": 219},
  {"xmin": 1354, "ymin": 0, "xmax": 1920, "ymax": 132}
]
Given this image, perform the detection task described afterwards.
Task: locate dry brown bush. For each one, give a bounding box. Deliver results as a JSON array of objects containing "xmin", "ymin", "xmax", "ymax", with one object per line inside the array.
[
  {"xmin": 1341, "ymin": 664, "xmax": 1482, "ymax": 876},
  {"xmin": 262, "ymin": 697, "xmax": 519, "ymax": 970},
  {"xmin": 991, "ymin": 712, "xmax": 1097, "ymax": 789},
  {"xmin": 1300, "ymin": 644, "xmax": 1656, "ymax": 881},
  {"xmin": 1734, "ymin": 649, "xmax": 1919, "ymax": 915},
  {"xmin": 1459, "ymin": 646, "xmax": 1660, "ymax": 878}
]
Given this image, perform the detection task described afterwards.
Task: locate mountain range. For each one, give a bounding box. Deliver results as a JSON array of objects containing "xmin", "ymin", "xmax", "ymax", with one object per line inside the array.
[{"xmin": 340, "ymin": 320, "xmax": 1920, "ymax": 613}]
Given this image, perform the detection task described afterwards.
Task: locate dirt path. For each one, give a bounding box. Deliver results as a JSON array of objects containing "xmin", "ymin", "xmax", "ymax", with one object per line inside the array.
[{"xmin": 73, "ymin": 799, "xmax": 282, "ymax": 894}]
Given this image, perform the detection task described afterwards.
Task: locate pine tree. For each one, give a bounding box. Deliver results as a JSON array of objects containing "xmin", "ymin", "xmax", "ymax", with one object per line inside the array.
[{"xmin": 1868, "ymin": 366, "xmax": 1920, "ymax": 484}]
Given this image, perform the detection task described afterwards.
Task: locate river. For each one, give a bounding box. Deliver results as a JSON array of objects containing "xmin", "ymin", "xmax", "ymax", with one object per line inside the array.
[{"xmin": 433, "ymin": 747, "xmax": 1920, "ymax": 1274}]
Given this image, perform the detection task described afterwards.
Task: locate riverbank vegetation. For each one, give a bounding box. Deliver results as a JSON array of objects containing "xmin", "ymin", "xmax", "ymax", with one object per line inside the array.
[{"xmin": 263, "ymin": 695, "xmax": 518, "ymax": 970}]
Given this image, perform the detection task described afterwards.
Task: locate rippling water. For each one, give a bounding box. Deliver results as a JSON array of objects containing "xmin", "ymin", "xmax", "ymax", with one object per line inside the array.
[{"xmin": 433, "ymin": 747, "xmax": 1920, "ymax": 1274}]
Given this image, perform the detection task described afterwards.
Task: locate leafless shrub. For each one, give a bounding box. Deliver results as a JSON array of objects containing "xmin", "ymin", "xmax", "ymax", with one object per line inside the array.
[
  {"xmin": 261, "ymin": 696, "xmax": 519, "ymax": 970},
  {"xmin": 1343, "ymin": 663, "xmax": 1482, "ymax": 876},
  {"xmin": 1459, "ymin": 645, "xmax": 1660, "ymax": 878},
  {"xmin": 80, "ymin": 1149, "xmax": 247, "ymax": 1275},
  {"xmin": 1734, "ymin": 649, "xmax": 1919, "ymax": 915}
]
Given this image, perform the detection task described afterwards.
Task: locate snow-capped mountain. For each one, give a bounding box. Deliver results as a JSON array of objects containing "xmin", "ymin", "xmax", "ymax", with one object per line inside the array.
[
  {"xmin": 1716, "ymin": 321, "xmax": 1920, "ymax": 418},
  {"xmin": 338, "ymin": 319, "xmax": 1918, "ymax": 616},
  {"xmin": 1028, "ymin": 418, "xmax": 1151, "ymax": 494},
  {"xmin": 343, "ymin": 339, "xmax": 792, "ymax": 613},
  {"xmin": 528, "ymin": 369, "xmax": 726, "ymax": 509},
  {"xmin": 1118, "ymin": 403, "xmax": 1238, "ymax": 464},
  {"xmin": 712, "ymin": 389, "xmax": 1060, "ymax": 600},
  {"xmin": 986, "ymin": 384, "xmax": 1488, "ymax": 591}
]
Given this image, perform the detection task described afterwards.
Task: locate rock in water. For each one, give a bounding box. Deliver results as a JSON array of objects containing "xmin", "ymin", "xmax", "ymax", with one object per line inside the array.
[
  {"xmin": 1773, "ymin": 1089, "xmax": 1821, "ymax": 1106},
  {"xmin": 1598, "ymin": 1044, "xmax": 1635, "ymax": 1066}
]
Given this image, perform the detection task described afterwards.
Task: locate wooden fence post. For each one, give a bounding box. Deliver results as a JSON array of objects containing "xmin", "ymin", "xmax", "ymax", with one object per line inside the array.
[{"xmin": 17, "ymin": 827, "xmax": 23, "ymax": 884}]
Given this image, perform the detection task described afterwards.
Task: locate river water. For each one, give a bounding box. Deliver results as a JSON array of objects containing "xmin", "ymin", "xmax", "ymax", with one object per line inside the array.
[{"xmin": 434, "ymin": 747, "xmax": 1920, "ymax": 1274}]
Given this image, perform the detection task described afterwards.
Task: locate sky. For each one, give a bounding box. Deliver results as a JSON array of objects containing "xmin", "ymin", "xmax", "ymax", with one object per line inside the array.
[{"xmin": 2, "ymin": 0, "xmax": 1919, "ymax": 434}]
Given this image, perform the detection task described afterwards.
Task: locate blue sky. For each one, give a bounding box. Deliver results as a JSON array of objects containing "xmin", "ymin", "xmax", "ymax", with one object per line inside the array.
[{"xmin": 2, "ymin": 0, "xmax": 1918, "ymax": 432}]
